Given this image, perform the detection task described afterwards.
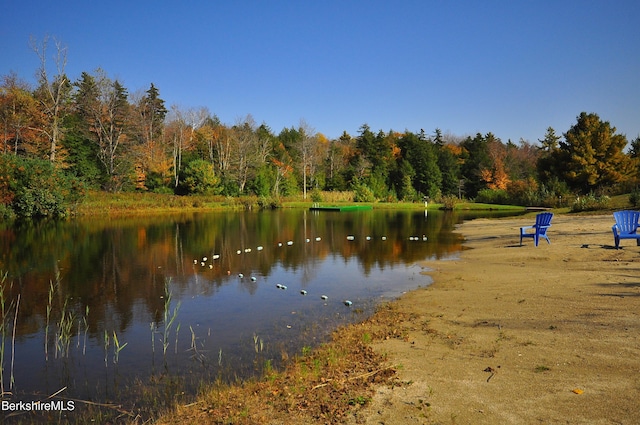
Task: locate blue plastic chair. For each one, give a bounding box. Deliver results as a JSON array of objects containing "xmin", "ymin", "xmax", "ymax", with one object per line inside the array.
[
  {"xmin": 612, "ymin": 210, "xmax": 640, "ymax": 249},
  {"xmin": 520, "ymin": 212, "xmax": 553, "ymax": 247}
]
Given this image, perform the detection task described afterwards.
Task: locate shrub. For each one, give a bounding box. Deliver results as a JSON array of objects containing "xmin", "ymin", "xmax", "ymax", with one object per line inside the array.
[
  {"xmin": 258, "ymin": 196, "xmax": 282, "ymax": 210},
  {"xmin": 475, "ymin": 189, "xmax": 509, "ymax": 205},
  {"xmin": 0, "ymin": 153, "xmax": 86, "ymax": 219},
  {"xmin": 630, "ymin": 189, "xmax": 640, "ymax": 208},
  {"xmin": 440, "ymin": 195, "xmax": 459, "ymax": 210},
  {"xmin": 310, "ymin": 189, "xmax": 323, "ymax": 203},
  {"xmin": 506, "ymin": 178, "xmax": 540, "ymax": 206},
  {"xmin": 571, "ymin": 193, "xmax": 611, "ymax": 212}
]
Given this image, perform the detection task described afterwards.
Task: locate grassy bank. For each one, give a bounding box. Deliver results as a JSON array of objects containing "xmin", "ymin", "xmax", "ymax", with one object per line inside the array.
[
  {"xmin": 74, "ymin": 191, "xmax": 528, "ymax": 217},
  {"xmin": 154, "ymin": 303, "xmax": 406, "ymax": 425}
]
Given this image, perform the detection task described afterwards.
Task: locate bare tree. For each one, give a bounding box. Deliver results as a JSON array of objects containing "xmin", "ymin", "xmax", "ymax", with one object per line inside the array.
[
  {"xmin": 30, "ymin": 35, "xmax": 70, "ymax": 163},
  {"xmin": 75, "ymin": 69, "xmax": 130, "ymax": 190},
  {"xmin": 168, "ymin": 105, "xmax": 210, "ymax": 187},
  {"xmin": 231, "ymin": 115, "xmax": 259, "ymax": 193},
  {"xmin": 298, "ymin": 119, "xmax": 317, "ymax": 199}
]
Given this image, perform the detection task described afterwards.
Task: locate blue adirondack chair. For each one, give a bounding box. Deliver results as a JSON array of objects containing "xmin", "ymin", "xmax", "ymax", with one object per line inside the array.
[
  {"xmin": 520, "ymin": 212, "xmax": 553, "ymax": 247},
  {"xmin": 612, "ymin": 210, "xmax": 640, "ymax": 249}
]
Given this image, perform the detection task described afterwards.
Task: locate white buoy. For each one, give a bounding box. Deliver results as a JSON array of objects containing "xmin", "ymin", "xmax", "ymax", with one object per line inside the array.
[
  {"xmin": 276, "ymin": 284, "xmax": 283, "ymax": 289},
  {"xmin": 278, "ymin": 242, "xmax": 283, "ymax": 247},
  {"xmin": 257, "ymin": 246, "xmax": 263, "ymax": 251},
  {"xmin": 300, "ymin": 290, "xmax": 307, "ymax": 295},
  {"xmin": 212, "ymin": 254, "xmax": 220, "ymax": 260},
  {"xmin": 209, "ymin": 264, "xmax": 213, "ymax": 269},
  {"xmin": 237, "ymin": 250, "xmax": 242, "ymax": 254},
  {"xmin": 201, "ymin": 262, "xmax": 205, "ymax": 266},
  {"xmin": 245, "ymin": 248, "xmax": 251, "ymax": 253},
  {"xmin": 321, "ymin": 295, "xmax": 328, "ymax": 300},
  {"xmin": 346, "ymin": 236, "xmax": 355, "ymax": 241},
  {"xmin": 193, "ymin": 259, "xmax": 198, "ymax": 264},
  {"xmin": 366, "ymin": 236, "xmax": 371, "ymax": 241},
  {"xmin": 306, "ymin": 238, "xmax": 310, "ymax": 243},
  {"xmin": 381, "ymin": 236, "xmax": 387, "ymax": 241},
  {"xmin": 343, "ymin": 300, "xmax": 353, "ymax": 306},
  {"xmin": 287, "ymin": 241, "xmax": 293, "ymax": 246},
  {"xmin": 422, "ymin": 235, "xmax": 428, "ymax": 241},
  {"xmin": 250, "ymin": 276, "xmax": 257, "ymax": 282},
  {"xmin": 315, "ymin": 237, "xmax": 321, "ymax": 241},
  {"xmin": 238, "ymin": 273, "xmax": 244, "ymax": 278},
  {"xmin": 202, "ymin": 257, "xmax": 207, "ymax": 262},
  {"xmin": 281, "ymin": 285, "xmax": 288, "ymax": 290}
]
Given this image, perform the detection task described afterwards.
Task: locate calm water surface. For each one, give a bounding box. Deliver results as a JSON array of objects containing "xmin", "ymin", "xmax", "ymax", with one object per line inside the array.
[{"xmin": 0, "ymin": 208, "xmax": 518, "ymax": 406}]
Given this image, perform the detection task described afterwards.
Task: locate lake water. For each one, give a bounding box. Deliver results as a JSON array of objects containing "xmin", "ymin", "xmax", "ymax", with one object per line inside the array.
[{"xmin": 0, "ymin": 208, "xmax": 518, "ymax": 408}]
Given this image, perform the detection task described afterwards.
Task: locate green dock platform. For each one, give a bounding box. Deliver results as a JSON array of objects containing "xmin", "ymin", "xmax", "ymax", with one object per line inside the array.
[{"xmin": 309, "ymin": 205, "xmax": 373, "ymax": 212}]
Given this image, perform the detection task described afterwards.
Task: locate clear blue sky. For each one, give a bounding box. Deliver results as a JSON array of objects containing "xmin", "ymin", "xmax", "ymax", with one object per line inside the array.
[{"xmin": 2, "ymin": 0, "xmax": 639, "ymax": 144}]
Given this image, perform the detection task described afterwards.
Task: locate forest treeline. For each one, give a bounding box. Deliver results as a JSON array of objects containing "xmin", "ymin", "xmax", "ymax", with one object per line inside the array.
[{"xmin": 1, "ymin": 42, "xmax": 640, "ymax": 218}]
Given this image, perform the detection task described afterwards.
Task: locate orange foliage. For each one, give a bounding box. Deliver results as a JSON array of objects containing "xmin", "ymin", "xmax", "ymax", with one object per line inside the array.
[{"xmin": 481, "ymin": 157, "xmax": 510, "ymax": 190}]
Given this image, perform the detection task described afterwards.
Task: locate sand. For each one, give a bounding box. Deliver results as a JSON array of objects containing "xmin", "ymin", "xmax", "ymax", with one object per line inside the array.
[{"xmin": 351, "ymin": 213, "xmax": 640, "ymax": 425}]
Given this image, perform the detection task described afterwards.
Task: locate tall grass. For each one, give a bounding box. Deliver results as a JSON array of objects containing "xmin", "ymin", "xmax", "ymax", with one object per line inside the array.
[
  {"xmin": 152, "ymin": 278, "xmax": 181, "ymax": 362},
  {"xmin": 112, "ymin": 330, "xmax": 127, "ymax": 364},
  {"xmin": 0, "ymin": 273, "xmax": 19, "ymax": 394}
]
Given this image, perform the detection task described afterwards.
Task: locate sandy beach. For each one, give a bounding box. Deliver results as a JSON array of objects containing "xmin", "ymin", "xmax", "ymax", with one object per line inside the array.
[{"xmin": 351, "ymin": 213, "xmax": 640, "ymax": 424}]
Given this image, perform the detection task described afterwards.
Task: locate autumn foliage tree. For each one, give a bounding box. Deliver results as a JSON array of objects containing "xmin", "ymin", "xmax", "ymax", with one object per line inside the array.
[{"xmin": 3, "ymin": 43, "xmax": 640, "ymax": 209}]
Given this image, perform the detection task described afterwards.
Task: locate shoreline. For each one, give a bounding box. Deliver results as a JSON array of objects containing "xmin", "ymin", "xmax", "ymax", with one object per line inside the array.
[
  {"xmin": 352, "ymin": 213, "xmax": 640, "ymax": 424},
  {"xmin": 156, "ymin": 213, "xmax": 640, "ymax": 424}
]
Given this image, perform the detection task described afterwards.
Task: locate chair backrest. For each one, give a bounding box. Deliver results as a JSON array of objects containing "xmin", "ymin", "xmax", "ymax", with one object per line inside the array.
[
  {"xmin": 613, "ymin": 210, "xmax": 640, "ymax": 233},
  {"xmin": 535, "ymin": 212, "xmax": 553, "ymax": 227}
]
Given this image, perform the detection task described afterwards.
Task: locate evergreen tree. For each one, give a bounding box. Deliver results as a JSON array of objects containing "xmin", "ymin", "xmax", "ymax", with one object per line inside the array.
[
  {"xmin": 459, "ymin": 133, "xmax": 491, "ymax": 198},
  {"xmin": 556, "ymin": 112, "xmax": 631, "ymax": 193}
]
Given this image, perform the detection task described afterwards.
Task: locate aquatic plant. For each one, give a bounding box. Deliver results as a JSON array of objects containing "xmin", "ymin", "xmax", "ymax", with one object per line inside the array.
[
  {"xmin": 162, "ymin": 278, "xmax": 181, "ymax": 358},
  {"xmin": 54, "ymin": 298, "xmax": 75, "ymax": 358},
  {"xmin": 113, "ymin": 330, "xmax": 127, "ymax": 364},
  {"xmin": 44, "ymin": 280, "xmax": 55, "ymax": 360}
]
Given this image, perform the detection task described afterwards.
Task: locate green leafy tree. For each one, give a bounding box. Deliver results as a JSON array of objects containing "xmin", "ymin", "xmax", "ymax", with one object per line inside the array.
[
  {"xmin": 556, "ymin": 112, "xmax": 631, "ymax": 193},
  {"xmin": 178, "ymin": 159, "xmax": 221, "ymax": 195}
]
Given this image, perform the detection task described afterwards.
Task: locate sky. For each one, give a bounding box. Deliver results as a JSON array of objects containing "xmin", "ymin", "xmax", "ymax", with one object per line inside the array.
[{"xmin": 2, "ymin": 0, "xmax": 639, "ymax": 144}]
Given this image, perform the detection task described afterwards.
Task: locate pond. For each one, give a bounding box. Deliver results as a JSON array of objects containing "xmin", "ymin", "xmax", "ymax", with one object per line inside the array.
[{"xmin": 0, "ymin": 208, "xmax": 519, "ymax": 408}]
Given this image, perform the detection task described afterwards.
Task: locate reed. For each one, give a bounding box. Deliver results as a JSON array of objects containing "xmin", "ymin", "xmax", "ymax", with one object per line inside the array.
[
  {"xmin": 10, "ymin": 294, "xmax": 19, "ymax": 390},
  {"xmin": 44, "ymin": 281, "xmax": 54, "ymax": 361},
  {"xmin": 161, "ymin": 279, "xmax": 181, "ymax": 358},
  {"xmin": 0, "ymin": 274, "xmax": 19, "ymax": 394},
  {"xmin": 82, "ymin": 306, "xmax": 89, "ymax": 355},
  {"xmin": 187, "ymin": 325, "xmax": 206, "ymax": 365},
  {"xmin": 112, "ymin": 330, "xmax": 127, "ymax": 364},
  {"xmin": 54, "ymin": 298, "xmax": 75, "ymax": 358},
  {"xmin": 103, "ymin": 330, "xmax": 110, "ymax": 367},
  {"xmin": 174, "ymin": 323, "xmax": 181, "ymax": 354},
  {"xmin": 0, "ymin": 273, "xmax": 8, "ymax": 395},
  {"xmin": 150, "ymin": 322, "xmax": 156, "ymax": 354},
  {"xmin": 253, "ymin": 333, "xmax": 264, "ymax": 354}
]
